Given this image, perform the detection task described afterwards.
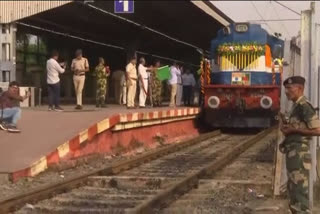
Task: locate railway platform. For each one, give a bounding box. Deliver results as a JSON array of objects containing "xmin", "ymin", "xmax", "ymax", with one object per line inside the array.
[{"xmin": 0, "ymin": 105, "xmax": 200, "ymax": 182}]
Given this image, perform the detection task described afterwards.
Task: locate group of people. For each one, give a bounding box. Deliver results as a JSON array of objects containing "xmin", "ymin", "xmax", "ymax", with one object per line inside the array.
[
  {"xmin": 46, "ymin": 49, "xmax": 198, "ymax": 111},
  {"xmin": 0, "ymin": 50, "xmax": 199, "ymax": 133},
  {"xmin": 168, "ymin": 61, "xmax": 196, "ymax": 107},
  {"xmin": 46, "ymin": 49, "xmax": 90, "ymax": 111},
  {"xmin": 125, "ymin": 57, "xmax": 162, "ymax": 109},
  {"xmin": 0, "ymin": 50, "xmax": 318, "ymax": 214},
  {"xmin": 124, "ymin": 57, "xmax": 197, "ymax": 109}
]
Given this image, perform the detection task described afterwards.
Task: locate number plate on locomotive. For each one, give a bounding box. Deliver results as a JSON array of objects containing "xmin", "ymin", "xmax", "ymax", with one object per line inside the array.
[{"xmin": 231, "ymin": 72, "xmax": 251, "ymax": 85}]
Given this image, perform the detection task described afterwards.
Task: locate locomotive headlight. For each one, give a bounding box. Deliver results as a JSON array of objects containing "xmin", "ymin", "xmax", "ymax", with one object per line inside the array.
[
  {"xmin": 208, "ymin": 96, "xmax": 220, "ymax": 109},
  {"xmin": 260, "ymin": 96, "xmax": 273, "ymax": 109}
]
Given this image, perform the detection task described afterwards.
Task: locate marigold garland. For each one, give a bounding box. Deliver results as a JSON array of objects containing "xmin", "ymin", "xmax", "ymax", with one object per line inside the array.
[
  {"xmin": 217, "ymin": 42, "xmax": 265, "ymax": 56},
  {"xmin": 205, "ymin": 59, "xmax": 211, "ymax": 85},
  {"xmin": 200, "ymin": 58, "xmax": 205, "ymax": 94}
]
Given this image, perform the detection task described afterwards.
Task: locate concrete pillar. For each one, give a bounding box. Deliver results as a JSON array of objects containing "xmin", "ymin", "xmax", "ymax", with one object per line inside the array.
[
  {"xmin": 0, "ymin": 23, "xmax": 16, "ymax": 83},
  {"xmin": 301, "ymin": 2, "xmax": 318, "ymax": 209}
]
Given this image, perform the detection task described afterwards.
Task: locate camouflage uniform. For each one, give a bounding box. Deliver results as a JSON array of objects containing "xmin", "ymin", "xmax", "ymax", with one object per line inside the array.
[
  {"xmin": 150, "ymin": 69, "xmax": 162, "ymax": 106},
  {"xmin": 281, "ymin": 96, "xmax": 320, "ymax": 213},
  {"xmin": 95, "ymin": 64, "xmax": 109, "ymax": 106}
]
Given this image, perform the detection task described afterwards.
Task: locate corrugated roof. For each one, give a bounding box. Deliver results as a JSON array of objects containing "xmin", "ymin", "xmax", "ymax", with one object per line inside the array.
[{"xmin": 0, "ymin": 1, "xmax": 72, "ymax": 24}]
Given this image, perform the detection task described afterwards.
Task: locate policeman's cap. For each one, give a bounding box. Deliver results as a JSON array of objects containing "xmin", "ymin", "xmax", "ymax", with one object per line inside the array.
[{"xmin": 283, "ymin": 76, "xmax": 305, "ymax": 86}]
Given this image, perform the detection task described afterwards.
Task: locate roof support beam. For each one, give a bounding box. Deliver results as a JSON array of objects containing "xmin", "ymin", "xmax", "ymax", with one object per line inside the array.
[{"xmin": 190, "ymin": 1, "xmax": 230, "ymax": 26}]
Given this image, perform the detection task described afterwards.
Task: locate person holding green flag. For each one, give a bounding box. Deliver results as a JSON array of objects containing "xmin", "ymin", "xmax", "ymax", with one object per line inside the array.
[{"xmin": 168, "ymin": 62, "xmax": 180, "ymax": 107}]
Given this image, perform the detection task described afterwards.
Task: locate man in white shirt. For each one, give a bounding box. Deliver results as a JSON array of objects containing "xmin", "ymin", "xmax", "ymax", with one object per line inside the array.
[
  {"xmin": 46, "ymin": 50, "xmax": 65, "ymax": 111},
  {"xmin": 182, "ymin": 69, "xmax": 196, "ymax": 106},
  {"xmin": 138, "ymin": 57, "xmax": 152, "ymax": 108},
  {"xmin": 168, "ymin": 62, "xmax": 179, "ymax": 107},
  {"xmin": 176, "ymin": 65, "xmax": 183, "ymax": 106}
]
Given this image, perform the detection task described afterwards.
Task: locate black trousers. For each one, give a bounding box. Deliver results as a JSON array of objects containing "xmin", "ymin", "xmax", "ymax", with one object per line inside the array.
[
  {"xmin": 183, "ymin": 85, "xmax": 193, "ymax": 106},
  {"xmin": 48, "ymin": 82, "xmax": 61, "ymax": 107}
]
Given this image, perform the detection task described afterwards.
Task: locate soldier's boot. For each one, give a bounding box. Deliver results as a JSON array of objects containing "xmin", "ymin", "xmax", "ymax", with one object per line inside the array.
[
  {"xmin": 96, "ymin": 100, "xmax": 101, "ymax": 108},
  {"xmin": 101, "ymin": 99, "xmax": 107, "ymax": 108},
  {"xmin": 290, "ymin": 203, "xmax": 311, "ymax": 214}
]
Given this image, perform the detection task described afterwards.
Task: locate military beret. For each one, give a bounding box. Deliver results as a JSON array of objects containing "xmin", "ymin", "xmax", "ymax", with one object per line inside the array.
[{"xmin": 283, "ymin": 76, "xmax": 305, "ymax": 86}]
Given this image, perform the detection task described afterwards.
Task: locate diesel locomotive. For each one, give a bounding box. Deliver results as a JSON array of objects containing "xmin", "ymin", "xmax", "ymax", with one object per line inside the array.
[{"xmin": 202, "ymin": 23, "xmax": 284, "ymax": 128}]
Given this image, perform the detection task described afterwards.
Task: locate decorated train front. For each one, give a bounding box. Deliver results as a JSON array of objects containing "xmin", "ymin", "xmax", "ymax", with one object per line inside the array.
[{"xmin": 203, "ymin": 23, "xmax": 284, "ymax": 128}]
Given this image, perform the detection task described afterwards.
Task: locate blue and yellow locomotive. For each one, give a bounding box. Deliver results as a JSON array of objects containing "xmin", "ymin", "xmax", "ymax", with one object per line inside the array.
[{"xmin": 202, "ymin": 23, "xmax": 284, "ymax": 128}]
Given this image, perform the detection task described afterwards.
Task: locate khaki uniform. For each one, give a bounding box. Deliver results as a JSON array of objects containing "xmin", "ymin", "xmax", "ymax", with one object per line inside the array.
[
  {"xmin": 71, "ymin": 57, "xmax": 89, "ymax": 106},
  {"xmin": 112, "ymin": 70, "xmax": 126, "ymax": 105},
  {"xmin": 126, "ymin": 62, "xmax": 137, "ymax": 107},
  {"xmin": 281, "ymin": 96, "xmax": 320, "ymax": 213}
]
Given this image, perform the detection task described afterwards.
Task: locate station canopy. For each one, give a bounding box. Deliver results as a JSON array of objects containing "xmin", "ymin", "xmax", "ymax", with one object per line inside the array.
[{"xmin": 17, "ymin": 1, "xmax": 233, "ymax": 65}]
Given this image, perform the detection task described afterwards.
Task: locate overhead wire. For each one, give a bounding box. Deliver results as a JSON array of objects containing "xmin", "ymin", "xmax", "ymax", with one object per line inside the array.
[
  {"xmin": 250, "ymin": 1, "xmax": 275, "ymax": 34},
  {"xmin": 270, "ymin": 1, "xmax": 291, "ymax": 38},
  {"xmin": 273, "ymin": 1, "xmax": 301, "ymax": 16}
]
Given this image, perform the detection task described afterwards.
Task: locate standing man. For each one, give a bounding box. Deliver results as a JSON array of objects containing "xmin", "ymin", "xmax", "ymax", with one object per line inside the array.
[
  {"xmin": 138, "ymin": 57, "xmax": 152, "ymax": 108},
  {"xmin": 280, "ymin": 76, "xmax": 320, "ymax": 213},
  {"xmin": 168, "ymin": 62, "xmax": 179, "ymax": 107},
  {"xmin": 126, "ymin": 57, "xmax": 137, "ymax": 109},
  {"xmin": 121, "ymin": 72, "xmax": 127, "ymax": 106},
  {"xmin": 46, "ymin": 50, "xmax": 65, "ymax": 111},
  {"xmin": 176, "ymin": 65, "xmax": 183, "ymax": 106},
  {"xmin": 182, "ymin": 69, "xmax": 196, "ymax": 106},
  {"xmin": 71, "ymin": 49, "xmax": 89, "ymax": 110},
  {"xmin": 112, "ymin": 69, "xmax": 126, "ymax": 105}
]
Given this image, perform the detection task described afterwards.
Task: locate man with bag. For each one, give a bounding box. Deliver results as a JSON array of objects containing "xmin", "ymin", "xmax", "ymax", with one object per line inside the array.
[{"xmin": 280, "ymin": 76, "xmax": 320, "ymax": 213}]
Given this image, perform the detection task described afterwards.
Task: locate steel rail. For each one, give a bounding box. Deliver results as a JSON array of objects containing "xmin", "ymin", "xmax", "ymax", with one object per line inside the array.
[
  {"xmin": 130, "ymin": 127, "xmax": 276, "ymax": 214},
  {"xmin": 0, "ymin": 130, "xmax": 221, "ymax": 213}
]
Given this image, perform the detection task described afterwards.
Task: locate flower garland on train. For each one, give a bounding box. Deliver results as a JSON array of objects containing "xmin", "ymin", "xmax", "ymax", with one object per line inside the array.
[
  {"xmin": 217, "ymin": 42, "xmax": 265, "ymax": 56},
  {"xmin": 199, "ymin": 57, "xmax": 211, "ymax": 94},
  {"xmin": 200, "ymin": 58, "xmax": 205, "ymax": 94}
]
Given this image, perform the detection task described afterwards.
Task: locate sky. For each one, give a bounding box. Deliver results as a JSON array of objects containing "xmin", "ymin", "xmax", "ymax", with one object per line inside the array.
[{"xmin": 211, "ymin": 1, "xmax": 320, "ymax": 40}]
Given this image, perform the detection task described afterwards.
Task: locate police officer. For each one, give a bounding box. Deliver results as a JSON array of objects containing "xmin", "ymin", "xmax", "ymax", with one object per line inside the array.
[
  {"xmin": 95, "ymin": 57, "xmax": 110, "ymax": 108},
  {"xmin": 280, "ymin": 76, "xmax": 320, "ymax": 213}
]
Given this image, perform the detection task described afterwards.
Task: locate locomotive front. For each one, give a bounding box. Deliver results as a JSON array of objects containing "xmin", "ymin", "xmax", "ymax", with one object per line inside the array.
[{"xmin": 203, "ymin": 23, "xmax": 284, "ymax": 128}]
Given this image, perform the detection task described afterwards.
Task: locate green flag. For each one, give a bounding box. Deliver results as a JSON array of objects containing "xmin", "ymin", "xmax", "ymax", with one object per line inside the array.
[
  {"xmin": 157, "ymin": 65, "xmax": 171, "ymax": 81},
  {"xmin": 197, "ymin": 68, "xmax": 202, "ymax": 75}
]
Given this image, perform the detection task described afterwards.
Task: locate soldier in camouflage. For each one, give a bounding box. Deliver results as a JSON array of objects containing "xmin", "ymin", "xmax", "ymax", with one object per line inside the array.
[
  {"xmin": 280, "ymin": 76, "xmax": 320, "ymax": 214},
  {"xmin": 151, "ymin": 60, "xmax": 162, "ymax": 107},
  {"xmin": 95, "ymin": 57, "xmax": 110, "ymax": 108}
]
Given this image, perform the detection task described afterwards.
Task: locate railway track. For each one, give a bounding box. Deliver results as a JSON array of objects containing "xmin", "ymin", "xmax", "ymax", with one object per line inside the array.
[
  {"xmin": 160, "ymin": 129, "xmax": 276, "ymax": 214},
  {"xmin": 1, "ymin": 128, "xmax": 274, "ymax": 214}
]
